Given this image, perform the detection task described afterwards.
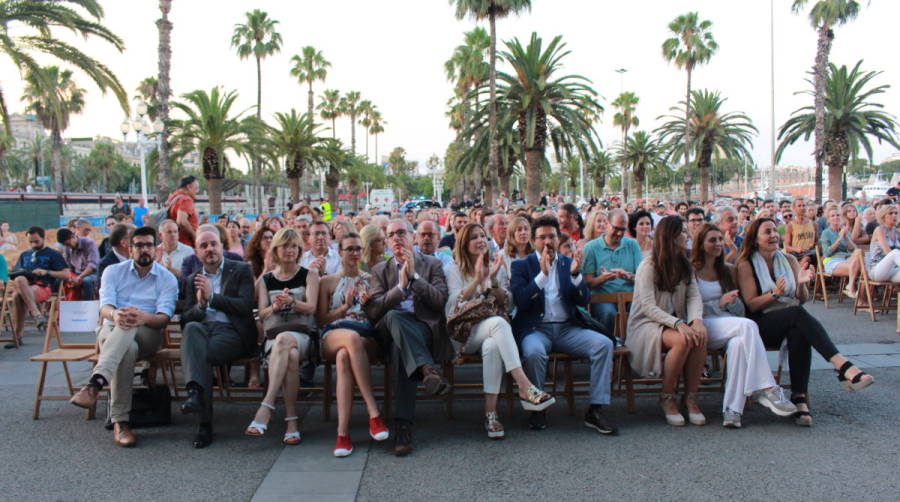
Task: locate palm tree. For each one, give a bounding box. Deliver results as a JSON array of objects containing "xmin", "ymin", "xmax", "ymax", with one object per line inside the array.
[
  {"xmin": 263, "ymin": 109, "xmax": 326, "ymax": 202},
  {"xmin": 317, "ymin": 89, "xmax": 342, "ymax": 138},
  {"xmin": 368, "ymin": 109, "xmax": 385, "ymax": 165},
  {"xmin": 493, "ymin": 33, "xmax": 602, "ymax": 204},
  {"xmin": 21, "ymin": 66, "xmax": 85, "ymax": 195},
  {"xmin": 459, "ymin": 107, "xmax": 521, "ymax": 198},
  {"xmin": 170, "ymin": 87, "xmax": 254, "ymax": 215},
  {"xmin": 451, "ymin": 0, "xmax": 532, "ymax": 207},
  {"xmin": 612, "ymin": 91, "xmax": 640, "ymax": 201},
  {"xmin": 776, "ymin": 61, "xmax": 900, "ymax": 202},
  {"xmin": 656, "ymin": 89, "xmax": 757, "ymax": 202},
  {"xmin": 661, "ymin": 11, "xmax": 718, "ymax": 199},
  {"xmin": 357, "ymin": 100, "xmax": 374, "ymax": 162},
  {"xmin": 231, "ymin": 9, "xmax": 282, "ymax": 212},
  {"xmin": 84, "ymin": 141, "xmax": 126, "ymax": 191},
  {"xmin": 319, "ymin": 138, "xmax": 352, "ymax": 205},
  {"xmin": 616, "ymin": 131, "xmax": 666, "ymax": 201},
  {"xmin": 585, "ymin": 150, "xmax": 614, "ymax": 197},
  {"xmin": 156, "ymin": 0, "xmax": 174, "ymax": 206},
  {"xmin": 134, "ymin": 76, "xmax": 160, "ymax": 120},
  {"xmin": 339, "ymin": 91, "xmax": 362, "ymax": 154},
  {"xmin": 0, "ymin": 0, "xmax": 128, "ymax": 142},
  {"xmin": 289, "ymin": 46, "xmax": 331, "ymax": 118},
  {"xmin": 342, "ymin": 158, "xmax": 384, "ymax": 212},
  {"xmin": 791, "ymin": 0, "xmax": 862, "ymax": 203}
]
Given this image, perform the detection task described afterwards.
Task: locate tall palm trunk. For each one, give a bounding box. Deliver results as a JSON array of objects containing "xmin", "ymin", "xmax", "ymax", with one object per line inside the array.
[
  {"xmin": 683, "ymin": 67, "xmax": 694, "ymax": 200},
  {"xmin": 287, "ymin": 156, "xmax": 302, "ymax": 202},
  {"xmin": 633, "ymin": 165, "xmax": 644, "ymax": 200},
  {"xmin": 374, "ymin": 133, "xmax": 379, "ymax": 166},
  {"xmin": 525, "ymin": 149, "xmax": 542, "ymax": 204},
  {"xmin": 698, "ymin": 143, "xmax": 713, "ymax": 202},
  {"xmin": 51, "ymin": 128, "xmax": 63, "ymax": 194},
  {"xmin": 350, "ymin": 114, "xmax": 356, "ymax": 154},
  {"xmin": 155, "ymin": 0, "xmax": 173, "ymax": 208},
  {"xmin": 326, "ymin": 165, "xmax": 339, "ymax": 207},
  {"xmin": 0, "ymin": 82, "xmax": 12, "ymax": 155},
  {"xmin": 826, "ymin": 133, "xmax": 848, "ymax": 202},
  {"xmin": 498, "ymin": 173, "xmax": 511, "ymax": 201},
  {"xmin": 621, "ymin": 129, "xmax": 629, "ymax": 202},
  {"xmin": 349, "ymin": 182, "xmax": 360, "ymax": 212},
  {"xmin": 813, "ymin": 24, "xmax": 833, "ymax": 204},
  {"xmin": 364, "ymin": 132, "xmax": 369, "ymax": 162},
  {"xmin": 254, "ymin": 55, "xmax": 263, "ymax": 213},
  {"xmin": 307, "ymin": 81, "xmax": 314, "ymax": 118},
  {"xmin": 207, "ymin": 177, "xmax": 222, "ymax": 215},
  {"xmin": 485, "ymin": 13, "xmax": 499, "ymax": 209}
]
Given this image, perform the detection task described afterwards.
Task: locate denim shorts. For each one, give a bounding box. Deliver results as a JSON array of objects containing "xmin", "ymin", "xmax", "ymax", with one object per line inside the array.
[{"xmin": 321, "ymin": 320, "xmax": 376, "ymax": 340}]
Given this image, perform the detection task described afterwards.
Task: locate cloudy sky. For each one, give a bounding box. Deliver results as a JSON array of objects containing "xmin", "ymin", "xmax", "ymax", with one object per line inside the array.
[{"xmin": 4, "ymin": 0, "xmax": 899, "ymax": 175}]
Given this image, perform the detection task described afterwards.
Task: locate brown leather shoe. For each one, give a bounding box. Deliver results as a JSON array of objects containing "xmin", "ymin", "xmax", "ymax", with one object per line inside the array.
[
  {"xmin": 69, "ymin": 384, "xmax": 99, "ymax": 409},
  {"xmin": 113, "ymin": 423, "xmax": 137, "ymax": 447},
  {"xmin": 421, "ymin": 364, "xmax": 448, "ymax": 395}
]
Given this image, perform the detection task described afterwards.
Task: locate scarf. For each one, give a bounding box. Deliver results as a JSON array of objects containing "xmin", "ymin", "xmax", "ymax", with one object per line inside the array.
[{"xmin": 751, "ymin": 250, "xmax": 798, "ymax": 311}]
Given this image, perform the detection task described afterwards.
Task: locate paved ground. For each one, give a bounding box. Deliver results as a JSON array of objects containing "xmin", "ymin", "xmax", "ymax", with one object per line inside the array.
[{"xmin": 1, "ymin": 299, "xmax": 897, "ymax": 502}]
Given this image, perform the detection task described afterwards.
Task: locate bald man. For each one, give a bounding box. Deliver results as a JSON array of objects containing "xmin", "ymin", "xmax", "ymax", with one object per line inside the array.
[{"xmin": 179, "ymin": 228, "xmax": 255, "ymax": 448}]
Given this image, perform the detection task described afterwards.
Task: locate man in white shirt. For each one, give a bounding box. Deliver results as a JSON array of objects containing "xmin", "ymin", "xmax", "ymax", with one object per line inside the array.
[
  {"xmin": 485, "ymin": 213, "xmax": 508, "ymax": 256},
  {"xmin": 300, "ymin": 220, "xmax": 340, "ymax": 276},
  {"xmin": 157, "ymin": 219, "xmax": 193, "ymax": 277}
]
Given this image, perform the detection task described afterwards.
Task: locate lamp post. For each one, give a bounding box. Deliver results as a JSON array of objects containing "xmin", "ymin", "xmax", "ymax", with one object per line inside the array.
[{"xmin": 120, "ymin": 101, "xmax": 163, "ymax": 204}]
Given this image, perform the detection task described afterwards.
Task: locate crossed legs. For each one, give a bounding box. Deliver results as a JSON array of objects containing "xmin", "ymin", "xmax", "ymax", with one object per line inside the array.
[{"xmin": 322, "ymin": 330, "xmax": 382, "ymax": 437}]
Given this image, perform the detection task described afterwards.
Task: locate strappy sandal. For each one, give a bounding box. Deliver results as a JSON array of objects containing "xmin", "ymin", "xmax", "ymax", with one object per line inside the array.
[
  {"xmin": 836, "ymin": 361, "xmax": 874, "ymax": 392},
  {"xmin": 519, "ymin": 385, "xmax": 556, "ymax": 411},
  {"xmin": 484, "ymin": 411, "xmax": 504, "ymax": 440},
  {"xmin": 244, "ymin": 401, "xmax": 275, "ymax": 437},
  {"xmin": 790, "ymin": 395, "xmax": 812, "ymax": 427},
  {"xmin": 659, "ymin": 393, "xmax": 685, "ymax": 427},
  {"xmin": 283, "ymin": 416, "xmax": 302, "ymax": 445}
]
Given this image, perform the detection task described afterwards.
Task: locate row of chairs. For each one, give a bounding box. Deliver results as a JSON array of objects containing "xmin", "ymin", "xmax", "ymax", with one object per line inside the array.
[{"xmin": 812, "ymin": 246, "xmax": 900, "ymax": 329}]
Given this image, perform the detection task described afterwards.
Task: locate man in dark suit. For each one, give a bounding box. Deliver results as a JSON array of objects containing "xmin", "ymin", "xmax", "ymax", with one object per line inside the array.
[
  {"xmin": 511, "ymin": 215, "xmax": 617, "ymax": 435},
  {"xmin": 180, "ymin": 227, "xmax": 255, "ymax": 448},
  {"xmin": 96, "ymin": 224, "xmax": 132, "ymax": 287},
  {"xmin": 364, "ymin": 219, "xmax": 450, "ymax": 457}
]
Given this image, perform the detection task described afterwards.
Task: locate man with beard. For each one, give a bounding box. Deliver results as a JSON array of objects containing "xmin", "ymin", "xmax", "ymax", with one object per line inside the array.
[
  {"xmin": 69, "ymin": 227, "xmax": 177, "ymax": 447},
  {"xmin": 179, "ymin": 228, "xmax": 255, "ymax": 448},
  {"xmin": 511, "ymin": 216, "xmax": 617, "ymax": 435}
]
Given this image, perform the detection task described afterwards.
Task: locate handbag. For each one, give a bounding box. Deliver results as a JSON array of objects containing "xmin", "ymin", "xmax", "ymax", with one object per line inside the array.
[
  {"xmin": 104, "ymin": 385, "xmax": 172, "ymax": 429},
  {"xmin": 9, "ymin": 268, "xmax": 36, "ymax": 284},
  {"xmin": 263, "ymin": 304, "xmax": 313, "ymax": 339},
  {"xmin": 446, "ymin": 289, "xmax": 509, "ymax": 344}
]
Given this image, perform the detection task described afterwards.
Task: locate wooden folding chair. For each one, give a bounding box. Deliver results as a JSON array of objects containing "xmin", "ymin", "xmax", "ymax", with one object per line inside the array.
[
  {"xmin": 0, "ymin": 282, "xmax": 19, "ymax": 348},
  {"xmin": 30, "ymin": 290, "xmax": 98, "ymax": 419},
  {"xmin": 812, "ymin": 245, "xmax": 846, "ymax": 308},
  {"xmin": 853, "ymin": 250, "xmax": 896, "ymax": 321}
]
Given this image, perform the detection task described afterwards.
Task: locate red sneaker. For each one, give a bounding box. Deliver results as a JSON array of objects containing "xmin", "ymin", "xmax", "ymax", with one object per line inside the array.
[
  {"xmin": 369, "ymin": 416, "xmax": 389, "ymax": 441},
  {"xmin": 333, "ymin": 435, "xmax": 353, "ymax": 457}
]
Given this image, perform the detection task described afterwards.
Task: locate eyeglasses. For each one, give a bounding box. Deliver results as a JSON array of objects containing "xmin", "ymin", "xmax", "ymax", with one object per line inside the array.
[
  {"xmin": 783, "ymin": 214, "xmax": 794, "ymax": 219},
  {"xmin": 342, "ymin": 246, "xmax": 363, "ymax": 253},
  {"xmin": 610, "ymin": 225, "xmax": 627, "ymax": 233},
  {"xmin": 387, "ymin": 229, "xmax": 408, "ymax": 239}
]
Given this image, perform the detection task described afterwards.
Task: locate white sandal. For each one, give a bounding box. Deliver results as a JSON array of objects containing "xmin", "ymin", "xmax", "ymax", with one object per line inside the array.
[
  {"xmin": 245, "ymin": 401, "xmax": 275, "ymax": 437},
  {"xmin": 283, "ymin": 416, "xmax": 302, "ymax": 445}
]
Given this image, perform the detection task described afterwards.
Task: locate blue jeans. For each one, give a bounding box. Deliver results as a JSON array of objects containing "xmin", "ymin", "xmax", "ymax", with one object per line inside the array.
[
  {"xmin": 590, "ymin": 302, "xmax": 618, "ymax": 335},
  {"xmin": 521, "ymin": 322, "xmax": 613, "ymax": 405}
]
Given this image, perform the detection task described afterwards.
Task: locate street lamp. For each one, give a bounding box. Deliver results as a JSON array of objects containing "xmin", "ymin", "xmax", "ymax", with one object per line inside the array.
[{"xmin": 120, "ymin": 101, "xmax": 163, "ymax": 204}]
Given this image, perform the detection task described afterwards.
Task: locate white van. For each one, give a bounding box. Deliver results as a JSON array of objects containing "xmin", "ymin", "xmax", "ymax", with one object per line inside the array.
[{"xmin": 366, "ymin": 188, "xmax": 396, "ymax": 213}]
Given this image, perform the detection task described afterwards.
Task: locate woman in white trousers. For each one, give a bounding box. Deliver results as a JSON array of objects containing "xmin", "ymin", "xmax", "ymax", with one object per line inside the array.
[
  {"xmin": 445, "ymin": 223, "xmax": 555, "ymax": 439},
  {"xmin": 691, "ymin": 223, "xmax": 796, "ymax": 428}
]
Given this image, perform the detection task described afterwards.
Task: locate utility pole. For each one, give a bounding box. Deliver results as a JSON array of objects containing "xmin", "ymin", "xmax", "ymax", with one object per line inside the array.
[{"xmin": 769, "ymin": 0, "xmax": 776, "ymax": 198}]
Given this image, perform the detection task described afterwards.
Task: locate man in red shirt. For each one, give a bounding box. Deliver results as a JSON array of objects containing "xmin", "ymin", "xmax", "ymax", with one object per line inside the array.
[
  {"xmin": 558, "ymin": 203, "xmax": 583, "ymax": 243},
  {"xmin": 167, "ymin": 176, "xmax": 200, "ymax": 246}
]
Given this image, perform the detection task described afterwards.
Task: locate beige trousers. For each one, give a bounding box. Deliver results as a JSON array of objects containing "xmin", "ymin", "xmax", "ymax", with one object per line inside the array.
[{"xmin": 93, "ymin": 324, "xmax": 163, "ymax": 423}]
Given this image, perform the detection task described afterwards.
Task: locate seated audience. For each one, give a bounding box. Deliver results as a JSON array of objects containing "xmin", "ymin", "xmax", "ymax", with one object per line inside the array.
[
  {"xmin": 583, "ymin": 209, "xmax": 640, "ymax": 334},
  {"xmin": 819, "ymin": 206, "xmax": 860, "ymax": 298},
  {"xmin": 867, "ymin": 204, "xmax": 900, "ymax": 282},
  {"xmin": 414, "ymin": 220, "xmax": 452, "ymax": 267},
  {"xmin": 300, "ymin": 220, "xmax": 340, "ymax": 276},
  {"xmin": 784, "ymin": 198, "xmax": 818, "ymax": 267},
  {"xmin": 245, "ymin": 227, "xmax": 275, "ymax": 279},
  {"xmin": 360, "ymin": 224, "xmax": 388, "ymax": 273},
  {"xmin": 180, "ymin": 224, "xmax": 243, "ymax": 278},
  {"xmin": 56, "ymin": 227, "xmax": 100, "ymax": 300},
  {"xmin": 156, "ymin": 219, "xmax": 193, "ymax": 278},
  {"xmin": 629, "ymin": 210, "xmax": 654, "ymax": 259},
  {"xmin": 97, "ymin": 224, "xmax": 133, "ymax": 285}
]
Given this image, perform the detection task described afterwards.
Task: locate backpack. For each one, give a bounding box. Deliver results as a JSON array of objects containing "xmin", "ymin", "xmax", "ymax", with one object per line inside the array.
[{"xmin": 144, "ymin": 193, "xmax": 185, "ymax": 229}]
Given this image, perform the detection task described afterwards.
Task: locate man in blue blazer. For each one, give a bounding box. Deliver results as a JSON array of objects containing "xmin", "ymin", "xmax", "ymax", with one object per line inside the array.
[{"xmin": 511, "ymin": 215, "xmax": 617, "ymax": 434}]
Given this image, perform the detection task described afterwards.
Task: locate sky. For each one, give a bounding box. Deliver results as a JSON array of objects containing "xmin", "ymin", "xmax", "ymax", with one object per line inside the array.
[{"xmin": 4, "ymin": 0, "xmax": 900, "ymax": 176}]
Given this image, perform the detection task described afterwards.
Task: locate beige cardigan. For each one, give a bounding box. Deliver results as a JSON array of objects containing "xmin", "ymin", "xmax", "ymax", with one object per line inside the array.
[{"xmin": 625, "ymin": 259, "xmax": 703, "ymax": 378}]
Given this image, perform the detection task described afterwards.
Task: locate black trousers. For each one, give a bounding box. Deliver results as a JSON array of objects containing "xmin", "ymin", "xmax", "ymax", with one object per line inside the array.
[{"xmin": 751, "ymin": 305, "xmax": 839, "ymax": 394}]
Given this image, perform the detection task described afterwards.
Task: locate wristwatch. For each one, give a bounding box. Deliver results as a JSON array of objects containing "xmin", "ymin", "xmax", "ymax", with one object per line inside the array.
[
  {"xmin": 772, "ymin": 292, "xmax": 781, "ymax": 301},
  {"xmin": 411, "ymin": 272, "xmax": 421, "ymax": 284}
]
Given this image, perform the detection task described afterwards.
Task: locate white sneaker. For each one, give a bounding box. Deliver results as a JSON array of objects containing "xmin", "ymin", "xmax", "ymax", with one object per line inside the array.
[
  {"xmin": 754, "ymin": 386, "xmax": 797, "ymax": 417},
  {"xmin": 723, "ymin": 409, "xmax": 742, "ymax": 429}
]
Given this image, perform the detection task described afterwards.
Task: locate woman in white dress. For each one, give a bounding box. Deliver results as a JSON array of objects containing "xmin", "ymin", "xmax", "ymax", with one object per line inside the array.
[
  {"xmin": 445, "ymin": 223, "xmax": 554, "ymax": 439},
  {"xmin": 691, "ymin": 223, "xmax": 797, "ymax": 428}
]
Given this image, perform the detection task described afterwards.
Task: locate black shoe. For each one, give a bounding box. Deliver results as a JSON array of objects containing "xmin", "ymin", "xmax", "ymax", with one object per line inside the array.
[
  {"xmin": 4, "ymin": 337, "xmax": 22, "ymax": 349},
  {"xmin": 182, "ymin": 387, "xmax": 204, "ymax": 415},
  {"xmin": 528, "ymin": 411, "xmax": 547, "ymax": 431},
  {"xmin": 193, "ymin": 423, "xmax": 213, "ymax": 449},
  {"xmin": 392, "ymin": 421, "xmax": 413, "ymax": 457},
  {"xmin": 584, "ymin": 406, "xmax": 618, "ymax": 435}
]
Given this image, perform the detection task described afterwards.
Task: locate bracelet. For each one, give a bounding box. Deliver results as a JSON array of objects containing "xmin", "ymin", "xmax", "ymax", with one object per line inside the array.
[{"xmin": 674, "ymin": 319, "xmax": 683, "ymax": 329}]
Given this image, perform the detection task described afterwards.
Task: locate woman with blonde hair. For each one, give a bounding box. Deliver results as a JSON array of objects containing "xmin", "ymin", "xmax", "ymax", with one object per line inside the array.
[
  {"xmin": 821, "ymin": 206, "xmax": 860, "ymax": 298},
  {"xmin": 351, "ymin": 214, "xmax": 369, "ymax": 233},
  {"xmin": 331, "ymin": 220, "xmax": 354, "ymax": 250},
  {"xmin": 867, "ymin": 204, "xmax": 900, "ymax": 282},
  {"xmin": 359, "ymin": 224, "xmax": 388, "ymax": 273},
  {"xmin": 244, "ymin": 228, "xmax": 319, "ymax": 445},
  {"xmin": 502, "ymin": 216, "xmax": 534, "ymax": 274},
  {"xmin": 445, "ymin": 223, "xmax": 554, "ymax": 438},
  {"xmin": 583, "ymin": 210, "xmax": 608, "ymax": 243}
]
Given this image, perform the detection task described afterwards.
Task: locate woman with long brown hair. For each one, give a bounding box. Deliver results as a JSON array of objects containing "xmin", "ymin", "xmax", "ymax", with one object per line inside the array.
[
  {"xmin": 736, "ymin": 218, "xmax": 874, "ymax": 426},
  {"xmin": 245, "ymin": 227, "xmax": 275, "ymax": 279},
  {"xmin": 626, "ymin": 215, "xmax": 707, "ymax": 426},
  {"xmin": 444, "ymin": 222, "xmax": 554, "ymax": 439},
  {"xmin": 691, "ymin": 223, "xmax": 796, "ymax": 428}
]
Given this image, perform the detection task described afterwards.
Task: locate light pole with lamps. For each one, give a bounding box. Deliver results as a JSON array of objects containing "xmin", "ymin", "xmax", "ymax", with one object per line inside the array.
[{"xmin": 120, "ymin": 101, "xmax": 164, "ymax": 204}]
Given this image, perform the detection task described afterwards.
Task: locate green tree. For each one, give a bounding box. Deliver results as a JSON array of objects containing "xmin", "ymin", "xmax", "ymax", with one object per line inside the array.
[
  {"xmin": 339, "ymin": 91, "xmax": 363, "ymax": 155},
  {"xmin": 616, "ymin": 130, "xmax": 666, "ymax": 201},
  {"xmin": 289, "ymin": 46, "xmax": 330, "ymax": 118},
  {"xmin": 357, "ymin": 100, "xmax": 374, "ymax": 162},
  {"xmin": 263, "ymin": 109, "xmax": 326, "ymax": 202},
  {"xmin": 135, "ymin": 76, "xmax": 160, "ymax": 120},
  {"xmin": 319, "ymin": 138, "xmax": 352, "ymax": 205},
  {"xmin": 343, "ymin": 158, "xmax": 384, "ymax": 211},
  {"xmin": 451, "ymin": 0, "xmax": 532, "ymax": 207},
  {"xmin": 585, "ymin": 150, "xmax": 614, "ymax": 198},
  {"xmin": 0, "ymin": 0, "xmax": 128, "ymax": 143},
  {"xmin": 792, "ymin": 0, "xmax": 862, "ymax": 202},
  {"xmin": 21, "ymin": 66, "xmax": 85, "ymax": 194},
  {"xmin": 387, "ymin": 146, "xmax": 417, "ymax": 178},
  {"xmin": 493, "ymin": 33, "xmax": 602, "ymax": 204},
  {"xmin": 84, "ymin": 141, "xmax": 128, "ymax": 190},
  {"xmin": 776, "ymin": 61, "xmax": 900, "ymax": 202},
  {"xmin": 656, "ymin": 89, "xmax": 757, "ymax": 202},
  {"xmin": 231, "ymin": 8, "xmax": 282, "ymax": 212},
  {"xmin": 317, "ymin": 89, "xmax": 342, "ymax": 139},
  {"xmin": 170, "ymin": 87, "xmax": 254, "ymax": 215},
  {"xmin": 368, "ymin": 108, "xmax": 385, "ymax": 164},
  {"xmin": 612, "ymin": 91, "xmax": 640, "ymax": 201},
  {"xmin": 661, "ymin": 11, "xmax": 718, "ymax": 199}
]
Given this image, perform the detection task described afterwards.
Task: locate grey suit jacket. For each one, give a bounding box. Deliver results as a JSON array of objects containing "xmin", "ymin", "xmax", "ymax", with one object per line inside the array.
[
  {"xmin": 181, "ymin": 259, "xmax": 256, "ymax": 353},
  {"xmin": 364, "ymin": 250, "xmax": 452, "ymax": 363}
]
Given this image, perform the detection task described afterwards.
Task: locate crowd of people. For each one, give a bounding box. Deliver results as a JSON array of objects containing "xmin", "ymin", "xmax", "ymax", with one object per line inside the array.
[{"xmin": 3, "ymin": 174, "xmax": 883, "ymax": 457}]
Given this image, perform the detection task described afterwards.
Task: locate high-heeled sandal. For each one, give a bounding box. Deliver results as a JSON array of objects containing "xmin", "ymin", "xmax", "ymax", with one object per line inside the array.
[
  {"xmin": 244, "ymin": 401, "xmax": 275, "ymax": 437},
  {"xmin": 519, "ymin": 385, "xmax": 556, "ymax": 411},
  {"xmin": 659, "ymin": 393, "xmax": 685, "ymax": 426},
  {"xmin": 836, "ymin": 361, "xmax": 874, "ymax": 392},
  {"xmin": 681, "ymin": 392, "xmax": 706, "ymax": 426},
  {"xmin": 283, "ymin": 416, "xmax": 302, "ymax": 445},
  {"xmin": 484, "ymin": 411, "xmax": 504, "ymax": 440},
  {"xmin": 790, "ymin": 395, "xmax": 812, "ymax": 427}
]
